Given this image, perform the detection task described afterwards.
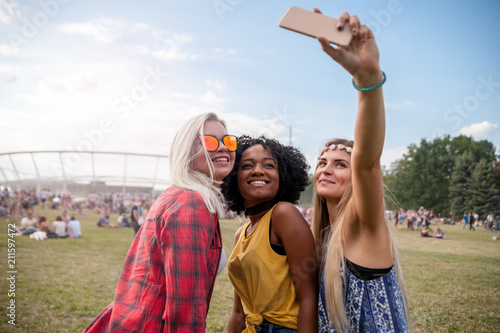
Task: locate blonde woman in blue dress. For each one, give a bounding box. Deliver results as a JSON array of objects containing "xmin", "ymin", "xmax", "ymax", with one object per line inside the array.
[{"xmin": 311, "ymin": 10, "xmax": 409, "ymax": 332}]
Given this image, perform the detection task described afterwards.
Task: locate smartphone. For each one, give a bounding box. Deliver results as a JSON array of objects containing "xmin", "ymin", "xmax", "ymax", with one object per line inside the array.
[{"xmin": 278, "ymin": 7, "xmax": 352, "ymax": 47}]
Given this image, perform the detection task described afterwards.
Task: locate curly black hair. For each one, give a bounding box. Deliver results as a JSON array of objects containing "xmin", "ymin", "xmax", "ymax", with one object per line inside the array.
[{"xmin": 221, "ymin": 135, "xmax": 310, "ymax": 214}]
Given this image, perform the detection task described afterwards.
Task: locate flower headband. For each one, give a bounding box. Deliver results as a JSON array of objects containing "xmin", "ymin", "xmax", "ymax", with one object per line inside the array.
[{"xmin": 320, "ymin": 143, "xmax": 353, "ymax": 155}]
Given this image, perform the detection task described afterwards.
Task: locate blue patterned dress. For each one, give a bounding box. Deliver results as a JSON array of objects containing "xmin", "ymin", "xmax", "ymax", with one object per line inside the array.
[{"xmin": 318, "ymin": 262, "xmax": 409, "ymax": 332}]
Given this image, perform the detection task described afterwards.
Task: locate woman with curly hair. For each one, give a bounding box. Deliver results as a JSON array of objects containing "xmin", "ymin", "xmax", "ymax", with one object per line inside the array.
[
  {"xmin": 222, "ymin": 135, "xmax": 318, "ymax": 333},
  {"xmin": 311, "ymin": 10, "xmax": 409, "ymax": 332}
]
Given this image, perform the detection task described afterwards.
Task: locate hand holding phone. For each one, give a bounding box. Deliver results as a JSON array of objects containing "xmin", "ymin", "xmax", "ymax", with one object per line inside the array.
[{"xmin": 278, "ymin": 7, "xmax": 352, "ymax": 47}]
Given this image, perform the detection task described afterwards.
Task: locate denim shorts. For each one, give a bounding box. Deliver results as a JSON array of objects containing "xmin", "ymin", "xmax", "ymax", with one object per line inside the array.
[{"xmin": 254, "ymin": 320, "xmax": 297, "ymax": 333}]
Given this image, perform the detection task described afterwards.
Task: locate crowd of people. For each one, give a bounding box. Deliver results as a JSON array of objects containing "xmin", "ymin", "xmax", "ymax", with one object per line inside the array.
[
  {"xmin": 0, "ymin": 185, "xmax": 157, "ymax": 241},
  {"xmin": 0, "ymin": 187, "xmax": 153, "ymax": 218},
  {"xmin": 392, "ymin": 207, "xmax": 436, "ymax": 231},
  {"xmin": 11, "ymin": 212, "xmax": 81, "ymax": 240},
  {"xmin": 389, "ymin": 207, "xmax": 500, "ymax": 239}
]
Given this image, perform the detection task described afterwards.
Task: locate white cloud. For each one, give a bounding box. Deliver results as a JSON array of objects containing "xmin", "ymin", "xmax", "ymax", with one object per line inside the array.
[
  {"xmin": 221, "ymin": 113, "xmax": 288, "ymax": 139},
  {"xmin": 199, "ymin": 91, "xmax": 226, "ymax": 106},
  {"xmin": 459, "ymin": 121, "xmax": 499, "ymax": 139},
  {"xmin": 57, "ymin": 19, "xmax": 200, "ymax": 62},
  {"xmin": 0, "ymin": 64, "xmax": 16, "ymax": 72},
  {"xmin": 152, "ymin": 45, "xmax": 190, "ymax": 61},
  {"xmin": 58, "ymin": 18, "xmax": 125, "ymax": 43},
  {"xmin": 36, "ymin": 72, "xmax": 97, "ymax": 94},
  {"xmin": 126, "ymin": 44, "xmax": 150, "ymax": 54},
  {"xmin": 381, "ymin": 146, "xmax": 407, "ymax": 168},
  {"xmin": 130, "ymin": 22, "xmax": 149, "ymax": 32},
  {"xmin": 4, "ymin": 75, "xmax": 17, "ymax": 83},
  {"xmin": 171, "ymin": 34, "xmax": 192, "ymax": 43},
  {"xmin": 206, "ymin": 80, "xmax": 225, "ymax": 90},
  {"xmin": 0, "ymin": 0, "xmax": 16, "ymax": 25},
  {"xmin": 151, "ymin": 33, "xmax": 197, "ymax": 61},
  {"xmin": 0, "ymin": 43, "xmax": 18, "ymax": 55}
]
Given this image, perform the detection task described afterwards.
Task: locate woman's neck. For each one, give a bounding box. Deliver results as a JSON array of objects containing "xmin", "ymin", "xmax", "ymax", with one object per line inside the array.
[
  {"xmin": 245, "ymin": 200, "xmax": 275, "ymax": 224},
  {"xmin": 326, "ymin": 199, "xmax": 341, "ymax": 224},
  {"xmin": 248, "ymin": 211, "xmax": 269, "ymax": 225}
]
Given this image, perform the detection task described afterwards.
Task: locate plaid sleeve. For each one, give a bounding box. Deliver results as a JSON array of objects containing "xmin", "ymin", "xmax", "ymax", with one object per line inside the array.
[
  {"xmin": 160, "ymin": 189, "xmax": 219, "ymax": 332},
  {"xmin": 83, "ymin": 186, "xmax": 220, "ymax": 333}
]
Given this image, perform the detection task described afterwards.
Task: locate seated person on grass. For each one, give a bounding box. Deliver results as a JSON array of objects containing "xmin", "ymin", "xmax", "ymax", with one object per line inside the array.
[
  {"xmin": 433, "ymin": 227, "xmax": 449, "ymax": 239},
  {"xmin": 20, "ymin": 212, "xmax": 37, "ymax": 230},
  {"xmin": 117, "ymin": 213, "xmax": 131, "ymax": 228},
  {"xmin": 420, "ymin": 225, "xmax": 432, "ymax": 238},
  {"xmin": 13, "ymin": 213, "xmax": 39, "ymax": 235},
  {"xmin": 38, "ymin": 216, "xmax": 59, "ymax": 238},
  {"xmin": 15, "ymin": 216, "xmax": 58, "ymax": 238},
  {"xmin": 53, "ymin": 216, "xmax": 68, "ymax": 238},
  {"xmin": 68, "ymin": 216, "xmax": 82, "ymax": 238},
  {"xmin": 97, "ymin": 214, "xmax": 115, "ymax": 228}
]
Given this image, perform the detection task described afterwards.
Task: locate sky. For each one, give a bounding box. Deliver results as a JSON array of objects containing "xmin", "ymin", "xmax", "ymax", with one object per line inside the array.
[{"xmin": 1, "ymin": 0, "xmax": 499, "ymax": 183}]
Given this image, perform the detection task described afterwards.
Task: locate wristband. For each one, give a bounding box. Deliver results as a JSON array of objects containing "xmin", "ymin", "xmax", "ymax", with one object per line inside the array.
[{"xmin": 352, "ymin": 71, "xmax": 386, "ymax": 91}]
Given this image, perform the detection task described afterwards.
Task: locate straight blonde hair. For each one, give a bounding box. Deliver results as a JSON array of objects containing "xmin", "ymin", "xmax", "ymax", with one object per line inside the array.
[
  {"xmin": 311, "ymin": 139, "xmax": 409, "ymax": 332},
  {"xmin": 169, "ymin": 112, "xmax": 227, "ymax": 215}
]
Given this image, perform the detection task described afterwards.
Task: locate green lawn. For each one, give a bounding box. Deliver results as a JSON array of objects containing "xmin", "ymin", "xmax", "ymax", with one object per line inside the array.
[{"xmin": 0, "ymin": 207, "xmax": 499, "ymax": 332}]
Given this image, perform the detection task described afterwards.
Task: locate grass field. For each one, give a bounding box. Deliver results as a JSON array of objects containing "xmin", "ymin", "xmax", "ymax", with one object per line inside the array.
[{"xmin": 0, "ymin": 206, "xmax": 499, "ymax": 332}]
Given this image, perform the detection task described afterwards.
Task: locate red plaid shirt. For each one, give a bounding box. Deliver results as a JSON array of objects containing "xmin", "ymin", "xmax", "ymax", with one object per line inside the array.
[{"xmin": 84, "ymin": 185, "xmax": 222, "ymax": 332}]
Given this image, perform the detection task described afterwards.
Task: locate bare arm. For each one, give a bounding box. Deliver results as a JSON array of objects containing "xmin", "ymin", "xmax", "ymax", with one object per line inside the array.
[
  {"xmin": 316, "ymin": 10, "xmax": 390, "ymax": 266},
  {"xmin": 272, "ymin": 202, "xmax": 318, "ymax": 333},
  {"xmin": 228, "ymin": 290, "xmax": 246, "ymax": 333},
  {"xmin": 227, "ymin": 227, "xmax": 246, "ymax": 333}
]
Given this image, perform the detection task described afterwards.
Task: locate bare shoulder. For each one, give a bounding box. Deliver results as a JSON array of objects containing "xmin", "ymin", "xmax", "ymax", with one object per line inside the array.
[
  {"xmin": 272, "ymin": 202, "xmax": 308, "ymax": 227},
  {"xmin": 233, "ymin": 224, "xmax": 246, "ymax": 246}
]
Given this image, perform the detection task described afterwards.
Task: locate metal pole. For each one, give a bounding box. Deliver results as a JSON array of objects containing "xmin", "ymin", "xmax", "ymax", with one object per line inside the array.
[
  {"xmin": 151, "ymin": 156, "xmax": 160, "ymax": 198},
  {"xmin": 30, "ymin": 153, "xmax": 41, "ymax": 192},
  {"xmin": 8, "ymin": 154, "xmax": 21, "ymax": 192},
  {"xmin": 59, "ymin": 152, "xmax": 67, "ymax": 193},
  {"xmin": 91, "ymin": 152, "xmax": 95, "ymax": 190},
  {"xmin": 0, "ymin": 164, "xmax": 8, "ymax": 184}
]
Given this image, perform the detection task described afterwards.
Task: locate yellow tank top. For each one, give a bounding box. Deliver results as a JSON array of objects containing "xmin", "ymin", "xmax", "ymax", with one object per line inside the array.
[{"xmin": 228, "ymin": 205, "xmax": 298, "ymax": 333}]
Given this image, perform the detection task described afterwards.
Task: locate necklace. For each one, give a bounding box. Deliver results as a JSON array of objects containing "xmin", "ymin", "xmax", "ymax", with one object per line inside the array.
[{"xmin": 245, "ymin": 200, "xmax": 275, "ymax": 216}]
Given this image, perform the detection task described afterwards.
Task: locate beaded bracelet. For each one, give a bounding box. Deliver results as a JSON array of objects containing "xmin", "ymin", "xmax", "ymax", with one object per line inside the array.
[{"xmin": 352, "ymin": 71, "xmax": 386, "ymax": 91}]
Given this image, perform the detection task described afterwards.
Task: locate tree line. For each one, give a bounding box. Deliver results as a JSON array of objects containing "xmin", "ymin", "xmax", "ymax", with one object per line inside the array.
[{"xmin": 382, "ymin": 135, "xmax": 500, "ymax": 220}]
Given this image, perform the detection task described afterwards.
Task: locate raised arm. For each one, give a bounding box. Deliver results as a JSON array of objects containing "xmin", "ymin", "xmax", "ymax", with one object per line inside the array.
[{"xmin": 316, "ymin": 10, "xmax": 386, "ymax": 229}]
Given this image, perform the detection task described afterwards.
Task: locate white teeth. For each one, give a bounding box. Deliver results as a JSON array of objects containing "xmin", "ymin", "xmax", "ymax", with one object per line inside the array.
[
  {"xmin": 250, "ymin": 181, "xmax": 266, "ymax": 185},
  {"xmin": 213, "ymin": 157, "xmax": 228, "ymax": 162}
]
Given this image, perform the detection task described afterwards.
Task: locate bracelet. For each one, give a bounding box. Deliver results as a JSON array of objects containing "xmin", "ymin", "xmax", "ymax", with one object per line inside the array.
[{"xmin": 352, "ymin": 71, "xmax": 386, "ymax": 91}]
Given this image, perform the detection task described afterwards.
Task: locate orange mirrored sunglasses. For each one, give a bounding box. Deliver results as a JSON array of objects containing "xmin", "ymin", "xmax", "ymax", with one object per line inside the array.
[{"xmin": 198, "ymin": 135, "xmax": 238, "ymax": 152}]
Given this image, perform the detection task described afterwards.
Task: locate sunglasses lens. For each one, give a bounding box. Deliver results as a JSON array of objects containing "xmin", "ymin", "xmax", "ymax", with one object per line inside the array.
[
  {"xmin": 223, "ymin": 136, "xmax": 238, "ymax": 151},
  {"xmin": 200, "ymin": 136, "xmax": 218, "ymax": 151}
]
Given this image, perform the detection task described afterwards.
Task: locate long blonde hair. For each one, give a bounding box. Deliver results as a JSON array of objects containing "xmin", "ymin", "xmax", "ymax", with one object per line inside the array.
[
  {"xmin": 169, "ymin": 112, "xmax": 227, "ymax": 215},
  {"xmin": 311, "ymin": 138, "xmax": 408, "ymax": 332}
]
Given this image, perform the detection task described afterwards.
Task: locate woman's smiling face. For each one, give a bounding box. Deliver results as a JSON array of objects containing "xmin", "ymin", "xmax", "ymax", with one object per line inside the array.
[
  {"xmin": 237, "ymin": 144, "xmax": 280, "ymax": 208},
  {"xmin": 192, "ymin": 120, "xmax": 235, "ymax": 182},
  {"xmin": 314, "ymin": 148, "xmax": 352, "ymax": 202}
]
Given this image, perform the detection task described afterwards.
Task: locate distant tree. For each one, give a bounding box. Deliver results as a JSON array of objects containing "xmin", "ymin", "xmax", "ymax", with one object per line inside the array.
[
  {"xmin": 493, "ymin": 155, "xmax": 500, "ymax": 195},
  {"xmin": 382, "ymin": 165, "xmax": 400, "ymax": 211},
  {"xmin": 449, "ymin": 152, "xmax": 475, "ymax": 220},
  {"xmin": 386, "ymin": 136, "xmax": 455, "ymax": 214},
  {"xmin": 385, "ymin": 135, "xmax": 497, "ymax": 216},
  {"xmin": 298, "ymin": 175, "xmax": 314, "ymax": 207},
  {"xmin": 469, "ymin": 158, "xmax": 500, "ymax": 219}
]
